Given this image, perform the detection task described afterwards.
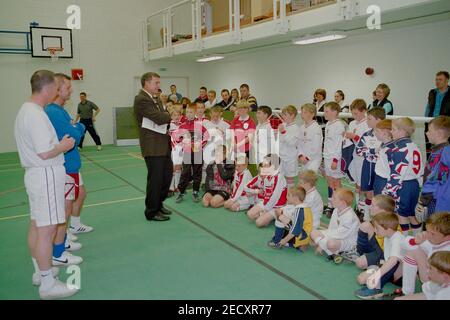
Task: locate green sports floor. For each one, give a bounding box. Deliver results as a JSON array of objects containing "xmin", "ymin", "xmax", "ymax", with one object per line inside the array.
[{"xmin": 0, "ymin": 145, "xmax": 400, "ymax": 300}]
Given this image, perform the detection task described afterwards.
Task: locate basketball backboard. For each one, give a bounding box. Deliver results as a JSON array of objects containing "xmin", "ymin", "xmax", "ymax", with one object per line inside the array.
[{"xmin": 30, "ymin": 27, "xmax": 73, "ymax": 58}]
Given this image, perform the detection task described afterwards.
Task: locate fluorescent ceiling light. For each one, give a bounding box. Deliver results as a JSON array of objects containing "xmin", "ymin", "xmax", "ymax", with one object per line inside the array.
[
  {"xmin": 292, "ymin": 33, "xmax": 346, "ymax": 45},
  {"xmin": 196, "ymin": 55, "xmax": 224, "ymax": 62}
]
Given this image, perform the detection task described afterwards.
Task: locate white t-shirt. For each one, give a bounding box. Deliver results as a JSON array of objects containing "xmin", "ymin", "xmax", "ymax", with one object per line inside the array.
[
  {"xmin": 323, "ymin": 119, "xmax": 346, "ymax": 160},
  {"xmin": 383, "ymin": 231, "xmax": 405, "ymax": 261},
  {"xmin": 422, "ymin": 281, "xmax": 450, "ymax": 300},
  {"xmin": 304, "ymin": 187, "xmax": 323, "ymax": 229},
  {"xmin": 298, "ymin": 120, "xmax": 323, "ymax": 162},
  {"xmin": 14, "ymin": 102, "xmax": 64, "ymax": 168}
]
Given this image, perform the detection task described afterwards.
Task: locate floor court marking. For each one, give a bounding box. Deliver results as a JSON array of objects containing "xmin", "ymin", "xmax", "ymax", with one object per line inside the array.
[
  {"xmin": 81, "ymin": 152, "xmax": 327, "ymax": 300},
  {"xmin": 0, "ymin": 196, "xmax": 145, "ymax": 221}
]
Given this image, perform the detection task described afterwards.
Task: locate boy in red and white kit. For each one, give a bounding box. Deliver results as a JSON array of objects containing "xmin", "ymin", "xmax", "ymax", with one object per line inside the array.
[
  {"xmin": 245, "ymin": 154, "xmax": 287, "ymax": 228},
  {"xmin": 224, "ymin": 156, "xmax": 254, "ymax": 212},
  {"xmin": 175, "ymin": 103, "xmax": 209, "ymax": 203},
  {"xmin": 230, "ymin": 100, "xmax": 256, "ymax": 161}
]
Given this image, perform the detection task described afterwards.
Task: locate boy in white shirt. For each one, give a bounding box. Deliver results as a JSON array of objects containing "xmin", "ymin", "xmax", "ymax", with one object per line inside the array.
[
  {"xmin": 202, "ymin": 106, "xmax": 230, "ymax": 165},
  {"xmin": 298, "ymin": 104, "xmax": 323, "ymax": 173},
  {"xmin": 224, "ymin": 157, "xmax": 254, "ymax": 212},
  {"xmin": 343, "ymin": 99, "xmax": 370, "ymax": 212},
  {"xmin": 278, "ymin": 105, "xmax": 301, "ymax": 187},
  {"xmin": 311, "ymin": 188, "xmax": 360, "ymax": 262},
  {"xmin": 396, "ymin": 251, "xmax": 450, "ymax": 300},
  {"xmin": 254, "ymin": 105, "xmax": 276, "ymax": 166},
  {"xmin": 14, "ymin": 70, "xmax": 78, "ymax": 300},
  {"xmin": 355, "ymin": 212, "xmax": 405, "ymax": 299},
  {"xmin": 322, "ymin": 102, "xmax": 346, "ymax": 217},
  {"xmin": 298, "ymin": 170, "xmax": 323, "ymax": 229}
]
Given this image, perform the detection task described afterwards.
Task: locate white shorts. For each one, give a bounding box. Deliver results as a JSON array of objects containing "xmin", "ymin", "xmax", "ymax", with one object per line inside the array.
[
  {"xmin": 348, "ymin": 156, "xmax": 364, "ymax": 186},
  {"xmin": 25, "ymin": 166, "xmax": 66, "ymax": 227},
  {"xmin": 300, "ymin": 158, "xmax": 321, "ymax": 173},
  {"xmin": 320, "ymin": 231, "xmax": 356, "ymax": 252},
  {"xmin": 65, "ymin": 172, "xmax": 84, "ymax": 201},
  {"xmin": 234, "ymin": 196, "xmax": 254, "ymax": 211},
  {"xmin": 171, "ymin": 145, "xmax": 183, "ymax": 165},
  {"xmin": 324, "ymin": 158, "xmax": 344, "ymax": 179},
  {"xmin": 280, "ymin": 158, "xmax": 298, "ymax": 178}
]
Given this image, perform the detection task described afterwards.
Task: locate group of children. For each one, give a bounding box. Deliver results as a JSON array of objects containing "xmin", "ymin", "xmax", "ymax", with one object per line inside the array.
[{"xmin": 166, "ymin": 96, "xmax": 450, "ymax": 299}]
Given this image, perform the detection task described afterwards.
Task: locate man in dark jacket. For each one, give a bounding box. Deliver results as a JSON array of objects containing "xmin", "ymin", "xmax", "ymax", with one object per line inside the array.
[
  {"xmin": 425, "ymin": 71, "xmax": 450, "ymax": 157},
  {"xmin": 134, "ymin": 72, "xmax": 173, "ymax": 222}
]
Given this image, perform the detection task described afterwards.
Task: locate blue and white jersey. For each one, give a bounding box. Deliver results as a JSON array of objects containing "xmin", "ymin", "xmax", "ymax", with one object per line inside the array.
[
  {"xmin": 382, "ymin": 137, "xmax": 424, "ymax": 199},
  {"xmin": 355, "ymin": 129, "xmax": 381, "ymax": 164}
]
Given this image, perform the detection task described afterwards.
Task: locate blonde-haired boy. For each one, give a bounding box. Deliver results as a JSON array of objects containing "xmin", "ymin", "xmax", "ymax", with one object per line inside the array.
[
  {"xmin": 322, "ymin": 102, "xmax": 346, "ymax": 217},
  {"xmin": 278, "ymin": 105, "xmax": 301, "ymax": 187},
  {"xmin": 268, "ymin": 186, "xmax": 313, "ymax": 251},
  {"xmin": 298, "ymin": 170, "xmax": 323, "ymax": 229},
  {"xmin": 311, "ymin": 188, "xmax": 360, "ymax": 262},
  {"xmin": 383, "ymin": 117, "xmax": 424, "ymax": 236},
  {"xmin": 298, "ymin": 104, "xmax": 323, "ymax": 173}
]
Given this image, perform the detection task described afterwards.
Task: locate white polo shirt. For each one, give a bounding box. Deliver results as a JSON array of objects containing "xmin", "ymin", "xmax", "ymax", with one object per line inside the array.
[{"xmin": 15, "ymin": 102, "xmax": 64, "ymax": 168}]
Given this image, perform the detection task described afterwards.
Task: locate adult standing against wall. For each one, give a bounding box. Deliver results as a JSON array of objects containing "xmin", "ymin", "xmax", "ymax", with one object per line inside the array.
[
  {"xmin": 370, "ymin": 83, "xmax": 394, "ymax": 115},
  {"xmin": 134, "ymin": 72, "xmax": 172, "ymax": 222},
  {"xmin": 424, "ymin": 71, "xmax": 450, "ymax": 156},
  {"xmin": 76, "ymin": 92, "xmax": 102, "ymax": 151},
  {"xmin": 314, "ymin": 88, "xmax": 327, "ymax": 127},
  {"xmin": 218, "ymin": 89, "xmax": 235, "ymax": 110},
  {"xmin": 194, "ymin": 86, "xmax": 209, "ymax": 104},
  {"xmin": 168, "ymin": 84, "xmax": 183, "ymax": 103},
  {"xmin": 239, "ymin": 84, "xmax": 258, "ymax": 111}
]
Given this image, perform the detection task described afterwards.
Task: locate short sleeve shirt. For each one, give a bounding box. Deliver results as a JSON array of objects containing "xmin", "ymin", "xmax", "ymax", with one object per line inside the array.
[
  {"xmin": 77, "ymin": 100, "xmax": 99, "ymax": 119},
  {"xmin": 14, "ymin": 102, "xmax": 64, "ymax": 168}
]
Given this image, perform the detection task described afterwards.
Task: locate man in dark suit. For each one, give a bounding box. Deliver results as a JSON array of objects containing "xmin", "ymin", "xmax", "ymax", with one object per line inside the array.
[{"xmin": 134, "ymin": 72, "xmax": 172, "ymax": 221}]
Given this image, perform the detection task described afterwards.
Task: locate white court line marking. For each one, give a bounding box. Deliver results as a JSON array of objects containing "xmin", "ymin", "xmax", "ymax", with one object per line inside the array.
[
  {"xmin": 0, "ymin": 196, "xmax": 145, "ymax": 222},
  {"xmin": 127, "ymin": 152, "xmax": 144, "ymax": 160},
  {"xmin": 0, "ymin": 186, "xmax": 25, "ymax": 196}
]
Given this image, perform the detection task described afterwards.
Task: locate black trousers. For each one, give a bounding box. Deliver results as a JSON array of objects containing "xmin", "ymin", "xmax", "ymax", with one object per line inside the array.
[
  {"xmin": 79, "ymin": 118, "xmax": 102, "ymax": 147},
  {"xmin": 178, "ymin": 152, "xmax": 203, "ymax": 193},
  {"xmin": 144, "ymin": 155, "xmax": 173, "ymax": 218}
]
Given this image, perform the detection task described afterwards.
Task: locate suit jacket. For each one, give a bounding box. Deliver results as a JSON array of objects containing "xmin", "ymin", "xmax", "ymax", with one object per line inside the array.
[{"xmin": 134, "ymin": 89, "xmax": 172, "ymax": 157}]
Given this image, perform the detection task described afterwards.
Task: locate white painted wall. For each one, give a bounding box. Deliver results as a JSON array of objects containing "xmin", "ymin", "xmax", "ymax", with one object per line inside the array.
[
  {"xmin": 0, "ymin": 0, "xmax": 199, "ymax": 153},
  {"xmin": 197, "ymin": 19, "xmax": 450, "ymax": 116}
]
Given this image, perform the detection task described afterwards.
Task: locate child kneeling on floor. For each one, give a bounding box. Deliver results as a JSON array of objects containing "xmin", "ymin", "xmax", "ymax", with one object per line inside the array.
[
  {"xmin": 203, "ymin": 145, "xmax": 235, "ymax": 208},
  {"xmin": 267, "ymin": 185, "xmax": 313, "ymax": 252},
  {"xmin": 224, "ymin": 156, "xmax": 254, "ymax": 212}
]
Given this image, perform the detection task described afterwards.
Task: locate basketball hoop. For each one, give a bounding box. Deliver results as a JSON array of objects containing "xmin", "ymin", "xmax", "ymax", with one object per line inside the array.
[{"xmin": 46, "ymin": 47, "xmax": 63, "ymax": 62}]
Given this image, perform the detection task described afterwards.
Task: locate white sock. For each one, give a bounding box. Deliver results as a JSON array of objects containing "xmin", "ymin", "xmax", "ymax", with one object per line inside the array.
[
  {"xmin": 412, "ymin": 227, "xmax": 422, "ymax": 236},
  {"xmin": 32, "ymin": 257, "xmax": 39, "ymax": 273},
  {"xmin": 175, "ymin": 171, "xmax": 181, "ymax": 189},
  {"xmin": 170, "ymin": 174, "xmax": 176, "ymax": 191},
  {"xmin": 71, "ymin": 216, "xmax": 81, "ymax": 228},
  {"xmin": 402, "ymin": 255, "xmax": 418, "ymax": 295},
  {"xmin": 327, "ymin": 198, "xmax": 333, "ymax": 208},
  {"xmin": 40, "ymin": 269, "xmax": 56, "ymax": 291},
  {"xmin": 65, "ymin": 232, "xmax": 70, "ymax": 247}
]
